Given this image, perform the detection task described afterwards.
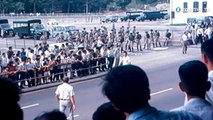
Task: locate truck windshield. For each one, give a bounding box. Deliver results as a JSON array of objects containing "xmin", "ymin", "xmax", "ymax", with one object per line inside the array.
[
  {"xmin": 1, "ymin": 24, "xmax": 10, "ymax": 29},
  {"xmin": 34, "ymin": 24, "xmax": 44, "ymax": 29}
]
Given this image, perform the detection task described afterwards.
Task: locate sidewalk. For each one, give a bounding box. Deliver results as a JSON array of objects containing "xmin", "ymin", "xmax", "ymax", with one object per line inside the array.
[
  {"xmin": 21, "ymin": 45, "xmax": 201, "ymax": 93},
  {"xmin": 21, "ymin": 72, "xmax": 107, "ymax": 93}
]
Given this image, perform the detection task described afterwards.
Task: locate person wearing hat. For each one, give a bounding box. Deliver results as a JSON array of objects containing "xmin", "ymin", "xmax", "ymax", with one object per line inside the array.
[
  {"xmin": 149, "ymin": 29, "xmax": 155, "ymax": 48},
  {"xmin": 55, "ymin": 76, "xmax": 76, "ymax": 120},
  {"xmin": 136, "ymin": 32, "xmax": 142, "ymax": 51},
  {"xmin": 154, "ymin": 30, "xmax": 161, "ymax": 48},
  {"xmin": 144, "ymin": 31, "xmax": 150, "ymax": 49},
  {"xmin": 164, "ymin": 29, "xmax": 171, "ymax": 46}
]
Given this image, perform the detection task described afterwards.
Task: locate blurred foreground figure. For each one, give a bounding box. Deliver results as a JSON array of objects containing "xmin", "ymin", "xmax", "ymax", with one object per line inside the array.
[
  {"xmin": 102, "ymin": 65, "xmax": 201, "ymax": 120},
  {"xmin": 34, "ymin": 109, "xmax": 67, "ymax": 120},
  {"xmin": 172, "ymin": 60, "xmax": 213, "ymax": 120},
  {"xmin": 0, "ymin": 77, "xmax": 23, "ymax": 120},
  {"xmin": 93, "ymin": 102, "xmax": 126, "ymax": 120}
]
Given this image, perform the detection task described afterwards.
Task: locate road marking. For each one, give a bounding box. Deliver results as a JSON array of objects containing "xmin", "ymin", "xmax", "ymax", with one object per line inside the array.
[
  {"xmin": 67, "ymin": 115, "xmax": 79, "ymax": 119},
  {"xmin": 151, "ymin": 88, "xmax": 173, "ymax": 96},
  {"xmin": 21, "ymin": 103, "xmax": 39, "ymax": 109}
]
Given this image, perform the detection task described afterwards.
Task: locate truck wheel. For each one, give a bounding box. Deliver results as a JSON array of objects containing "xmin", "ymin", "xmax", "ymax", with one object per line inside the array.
[
  {"xmin": 1, "ymin": 30, "xmax": 4, "ymax": 38},
  {"xmin": 34, "ymin": 35, "xmax": 39, "ymax": 40},
  {"xmin": 18, "ymin": 33, "xmax": 23, "ymax": 39},
  {"xmin": 2, "ymin": 33, "xmax": 6, "ymax": 38}
]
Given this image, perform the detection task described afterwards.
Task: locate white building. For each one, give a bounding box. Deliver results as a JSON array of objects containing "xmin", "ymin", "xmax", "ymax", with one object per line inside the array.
[{"xmin": 170, "ymin": 0, "xmax": 213, "ymax": 24}]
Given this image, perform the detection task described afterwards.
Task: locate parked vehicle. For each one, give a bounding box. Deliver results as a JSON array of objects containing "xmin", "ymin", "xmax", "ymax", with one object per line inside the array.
[
  {"xmin": 136, "ymin": 14, "xmax": 146, "ymax": 21},
  {"xmin": 47, "ymin": 19, "xmax": 59, "ymax": 25},
  {"xmin": 164, "ymin": 14, "xmax": 170, "ymax": 20},
  {"xmin": 120, "ymin": 10, "xmax": 143, "ymax": 21},
  {"xmin": 136, "ymin": 10, "xmax": 168, "ymax": 22},
  {"xmin": 51, "ymin": 25, "xmax": 79, "ymax": 41},
  {"xmin": 120, "ymin": 15, "xmax": 129, "ymax": 22},
  {"xmin": 13, "ymin": 19, "xmax": 50, "ymax": 40},
  {"xmin": 102, "ymin": 16, "xmax": 118, "ymax": 23},
  {"xmin": 0, "ymin": 19, "xmax": 15, "ymax": 38}
]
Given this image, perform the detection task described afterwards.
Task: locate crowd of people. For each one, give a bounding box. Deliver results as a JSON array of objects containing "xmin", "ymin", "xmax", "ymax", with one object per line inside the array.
[
  {"xmin": 0, "ymin": 24, "xmax": 173, "ymax": 89},
  {"xmin": 3, "ymin": 27, "xmax": 213, "ymax": 120},
  {"xmin": 181, "ymin": 21, "xmax": 213, "ymax": 54}
]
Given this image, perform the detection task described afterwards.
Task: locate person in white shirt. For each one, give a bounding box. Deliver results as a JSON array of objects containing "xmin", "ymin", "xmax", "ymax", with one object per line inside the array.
[
  {"xmin": 1, "ymin": 53, "xmax": 8, "ymax": 70},
  {"xmin": 201, "ymin": 40, "xmax": 213, "ymax": 105},
  {"xmin": 171, "ymin": 60, "xmax": 213, "ymax": 120},
  {"xmin": 196, "ymin": 26, "xmax": 203, "ymax": 44},
  {"xmin": 119, "ymin": 51, "xmax": 131, "ymax": 66},
  {"xmin": 55, "ymin": 76, "xmax": 75, "ymax": 120},
  {"xmin": 181, "ymin": 32, "xmax": 188, "ymax": 54}
]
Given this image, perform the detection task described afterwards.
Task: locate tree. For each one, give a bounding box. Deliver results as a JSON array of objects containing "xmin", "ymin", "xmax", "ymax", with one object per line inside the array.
[
  {"xmin": 115, "ymin": 0, "xmax": 132, "ymax": 10},
  {"xmin": 0, "ymin": 0, "xmax": 12, "ymax": 14},
  {"xmin": 14, "ymin": 2, "xmax": 25, "ymax": 13}
]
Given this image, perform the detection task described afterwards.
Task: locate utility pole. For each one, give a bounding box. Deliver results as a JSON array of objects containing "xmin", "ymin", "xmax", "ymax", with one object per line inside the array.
[
  {"xmin": 33, "ymin": 0, "xmax": 36, "ymax": 14},
  {"xmin": 86, "ymin": 0, "xmax": 89, "ymax": 14},
  {"xmin": 67, "ymin": 1, "xmax": 71, "ymax": 13}
]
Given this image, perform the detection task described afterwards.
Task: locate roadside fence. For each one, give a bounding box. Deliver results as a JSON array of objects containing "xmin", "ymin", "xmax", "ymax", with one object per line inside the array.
[{"xmin": 0, "ymin": 59, "xmax": 109, "ymax": 89}]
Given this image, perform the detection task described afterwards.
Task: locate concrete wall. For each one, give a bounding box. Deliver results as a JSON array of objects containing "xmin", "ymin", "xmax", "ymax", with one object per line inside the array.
[{"xmin": 170, "ymin": 0, "xmax": 213, "ymax": 24}]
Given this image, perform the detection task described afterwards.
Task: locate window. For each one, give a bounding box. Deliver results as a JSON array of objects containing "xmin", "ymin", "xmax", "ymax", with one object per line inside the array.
[
  {"xmin": 202, "ymin": 1, "xmax": 207, "ymax": 13},
  {"xmin": 183, "ymin": 2, "xmax": 188, "ymax": 13},
  {"xmin": 193, "ymin": 2, "xmax": 199, "ymax": 12}
]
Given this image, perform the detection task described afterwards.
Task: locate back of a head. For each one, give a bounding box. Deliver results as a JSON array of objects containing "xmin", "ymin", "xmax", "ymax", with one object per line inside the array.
[
  {"xmin": 179, "ymin": 60, "xmax": 209, "ymax": 97},
  {"xmin": 62, "ymin": 76, "xmax": 69, "ymax": 83},
  {"xmin": 102, "ymin": 65, "xmax": 150, "ymax": 113},
  {"xmin": 34, "ymin": 109, "xmax": 67, "ymax": 120},
  {"xmin": 0, "ymin": 77, "xmax": 23, "ymax": 120},
  {"xmin": 201, "ymin": 39, "xmax": 213, "ymax": 63},
  {"xmin": 0, "ymin": 77, "xmax": 21, "ymax": 103},
  {"xmin": 92, "ymin": 102, "xmax": 126, "ymax": 120}
]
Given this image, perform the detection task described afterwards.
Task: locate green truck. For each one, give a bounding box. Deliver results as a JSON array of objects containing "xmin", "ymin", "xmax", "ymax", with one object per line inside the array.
[
  {"xmin": 13, "ymin": 19, "xmax": 50, "ymax": 40},
  {"xmin": 0, "ymin": 19, "xmax": 15, "ymax": 38}
]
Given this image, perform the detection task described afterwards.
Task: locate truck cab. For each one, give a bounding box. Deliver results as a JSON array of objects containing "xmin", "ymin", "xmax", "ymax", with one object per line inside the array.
[
  {"xmin": 13, "ymin": 19, "xmax": 50, "ymax": 40},
  {"xmin": 0, "ymin": 19, "xmax": 15, "ymax": 38}
]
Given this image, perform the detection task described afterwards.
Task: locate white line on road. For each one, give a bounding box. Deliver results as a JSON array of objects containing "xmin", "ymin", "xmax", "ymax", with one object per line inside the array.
[
  {"xmin": 151, "ymin": 88, "xmax": 173, "ymax": 96},
  {"xmin": 21, "ymin": 103, "xmax": 39, "ymax": 109},
  {"xmin": 67, "ymin": 115, "xmax": 80, "ymax": 119}
]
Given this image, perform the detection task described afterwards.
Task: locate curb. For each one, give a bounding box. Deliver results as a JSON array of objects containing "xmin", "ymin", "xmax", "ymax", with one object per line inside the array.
[{"xmin": 21, "ymin": 72, "xmax": 107, "ymax": 93}]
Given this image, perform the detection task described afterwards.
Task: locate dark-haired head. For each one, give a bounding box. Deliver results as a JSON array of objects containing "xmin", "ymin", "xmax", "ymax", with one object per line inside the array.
[
  {"xmin": 34, "ymin": 109, "xmax": 66, "ymax": 120},
  {"xmin": 178, "ymin": 60, "xmax": 210, "ymax": 98},
  {"xmin": 92, "ymin": 102, "xmax": 126, "ymax": 120},
  {"xmin": 102, "ymin": 65, "xmax": 150, "ymax": 113},
  {"xmin": 201, "ymin": 40, "xmax": 213, "ymax": 68},
  {"xmin": 0, "ymin": 77, "xmax": 23, "ymax": 120}
]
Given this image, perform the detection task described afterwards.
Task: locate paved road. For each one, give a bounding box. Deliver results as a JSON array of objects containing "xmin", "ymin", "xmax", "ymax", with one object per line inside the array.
[{"xmin": 19, "ymin": 45, "xmax": 201, "ymax": 120}]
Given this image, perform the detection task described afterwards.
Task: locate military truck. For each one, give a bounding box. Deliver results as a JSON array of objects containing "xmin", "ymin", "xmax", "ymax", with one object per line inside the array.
[
  {"xmin": 13, "ymin": 19, "xmax": 50, "ymax": 40},
  {"xmin": 0, "ymin": 19, "xmax": 15, "ymax": 38},
  {"xmin": 136, "ymin": 10, "xmax": 168, "ymax": 21}
]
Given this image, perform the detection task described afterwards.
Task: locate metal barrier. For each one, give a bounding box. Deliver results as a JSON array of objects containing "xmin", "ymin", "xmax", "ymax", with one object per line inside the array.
[{"xmin": 0, "ymin": 59, "xmax": 109, "ymax": 88}]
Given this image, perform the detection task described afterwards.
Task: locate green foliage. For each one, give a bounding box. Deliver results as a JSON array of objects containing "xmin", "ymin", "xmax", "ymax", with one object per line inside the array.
[
  {"xmin": 115, "ymin": 0, "xmax": 132, "ymax": 10},
  {"xmin": 0, "ymin": 0, "xmax": 115, "ymax": 13},
  {"xmin": 0, "ymin": 0, "xmax": 165, "ymax": 13}
]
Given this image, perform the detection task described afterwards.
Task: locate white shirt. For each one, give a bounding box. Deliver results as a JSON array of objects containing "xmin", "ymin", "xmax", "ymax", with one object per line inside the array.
[
  {"xmin": 60, "ymin": 56, "xmax": 67, "ymax": 69},
  {"xmin": 28, "ymin": 53, "xmax": 34, "ymax": 61},
  {"xmin": 1, "ymin": 56, "xmax": 8, "ymax": 67},
  {"xmin": 55, "ymin": 83, "xmax": 75, "ymax": 100},
  {"xmin": 182, "ymin": 34, "xmax": 188, "ymax": 42},
  {"xmin": 172, "ymin": 98, "xmax": 213, "ymax": 120},
  {"xmin": 120, "ymin": 56, "xmax": 131, "ymax": 65},
  {"xmin": 27, "ymin": 62, "xmax": 35, "ymax": 70}
]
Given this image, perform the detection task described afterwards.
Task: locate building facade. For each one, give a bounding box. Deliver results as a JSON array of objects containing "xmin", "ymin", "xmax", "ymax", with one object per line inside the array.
[{"xmin": 170, "ymin": 0, "xmax": 213, "ymax": 24}]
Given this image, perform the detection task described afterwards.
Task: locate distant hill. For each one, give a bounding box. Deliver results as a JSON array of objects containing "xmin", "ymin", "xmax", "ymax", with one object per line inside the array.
[{"xmin": 127, "ymin": 0, "xmax": 169, "ymax": 10}]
